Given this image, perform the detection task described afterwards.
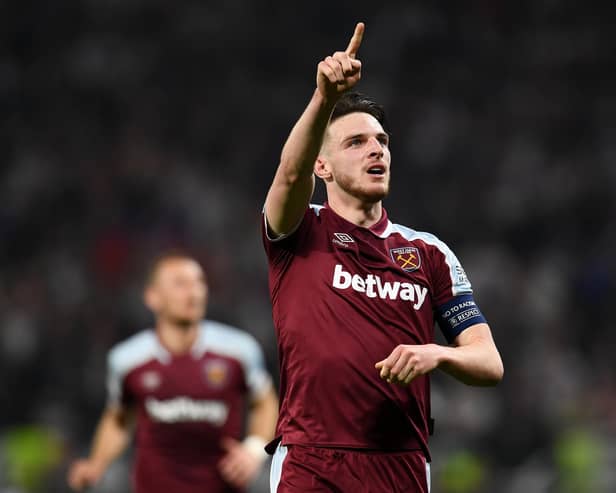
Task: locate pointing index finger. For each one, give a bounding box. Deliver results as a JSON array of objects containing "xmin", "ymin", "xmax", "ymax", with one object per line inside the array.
[{"xmin": 345, "ymin": 22, "xmax": 365, "ymax": 59}]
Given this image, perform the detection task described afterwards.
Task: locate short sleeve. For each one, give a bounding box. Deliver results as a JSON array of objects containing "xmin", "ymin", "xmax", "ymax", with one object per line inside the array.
[
  {"xmin": 240, "ymin": 334, "xmax": 273, "ymax": 401},
  {"xmin": 106, "ymin": 349, "xmax": 127, "ymax": 408},
  {"xmin": 429, "ymin": 239, "xmax": 473, "ymax": 306},
  {"xmin": 427, "ymin": 239, "xmax": 487, "ymax": 343},
  {"xmin": 261, "ymin": 205, "xmax": 321, "ymax": 264}
]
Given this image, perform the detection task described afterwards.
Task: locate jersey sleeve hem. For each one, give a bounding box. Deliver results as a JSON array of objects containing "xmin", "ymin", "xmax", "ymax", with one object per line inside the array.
[
  {"xmin": 262, "ymin": 209, "xmax": 303, "ymax": 243},
  {"xmin": 249, "ymin": 375, "xmax": 274, "ymax": 402}
]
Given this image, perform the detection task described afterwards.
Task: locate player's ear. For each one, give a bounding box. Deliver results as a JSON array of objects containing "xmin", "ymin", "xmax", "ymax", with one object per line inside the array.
[
  {"xmin": 144, "ymin": 286, "xmax": 161, "ymax": 312},
  {"xmin": 314, "ymin": 156, "xmax": 332, "ymax": 181}
]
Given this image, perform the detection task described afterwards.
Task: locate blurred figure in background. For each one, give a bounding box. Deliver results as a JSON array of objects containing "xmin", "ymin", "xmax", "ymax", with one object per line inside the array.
[{"xmin": 67, "ymin": 252, "xmax": 278, "ymax": 493}]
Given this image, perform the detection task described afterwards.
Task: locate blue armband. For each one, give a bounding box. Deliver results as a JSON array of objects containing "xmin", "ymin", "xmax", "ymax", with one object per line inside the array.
[{"xmin": 436, "ymin": 294, "xmax": 487, "ymax": 343}]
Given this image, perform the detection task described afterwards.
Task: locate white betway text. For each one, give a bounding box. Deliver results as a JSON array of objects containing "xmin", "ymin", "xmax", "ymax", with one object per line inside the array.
[
  {"xmin": 145, "ymin": 397, "xmax": 229, "ymax": 426},
  {"xmin": 332, "ymin": 264, "xmax": 428, "ymax": 310}
]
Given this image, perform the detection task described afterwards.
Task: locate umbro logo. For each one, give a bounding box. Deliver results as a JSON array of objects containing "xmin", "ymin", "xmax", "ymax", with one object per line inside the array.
[
  {"xmin": 332, "ymin": 232, "xmax": 355, "ymax": 248},
  {"xmin": 334, "ymin": 233, "xmax": 354, "ymax": 243}
]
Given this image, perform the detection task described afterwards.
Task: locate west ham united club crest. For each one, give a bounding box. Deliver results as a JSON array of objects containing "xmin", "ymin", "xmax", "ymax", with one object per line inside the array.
[
  {"xmin": 390, "ymin": 246, "xmax": 421, "ymax": 272},
  {"xmin": 203, "ymin": 359, "xmax": 230, "ymax": 388}
]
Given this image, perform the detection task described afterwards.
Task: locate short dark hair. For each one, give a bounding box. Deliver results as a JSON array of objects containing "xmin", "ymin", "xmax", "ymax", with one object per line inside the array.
[
  {"xmin": 330, "ymin": 92, "xmax": 388, "ymax": 131},
  {"xmin": 145, "ymin": 249, "xmax": 204, "ymax": 286}
]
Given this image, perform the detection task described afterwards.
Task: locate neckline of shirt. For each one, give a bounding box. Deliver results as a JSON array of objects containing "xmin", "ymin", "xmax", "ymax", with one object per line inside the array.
[
  {"xmin": 150, "ymin": 322, "xmax": 210, "ymax": 363},
  {"xmin": 322, "ymin": 202, "xmax": 393, "ymax": 238}
]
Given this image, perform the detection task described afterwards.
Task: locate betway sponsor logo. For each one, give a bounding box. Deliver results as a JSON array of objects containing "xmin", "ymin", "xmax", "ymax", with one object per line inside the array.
[
  {"xmin": 332, "ymin": 264, "xmax": 428, "ymax": 310},
  {"xmin": 145, "ymin": 397, "xmax": 229, "ymax": 426}
]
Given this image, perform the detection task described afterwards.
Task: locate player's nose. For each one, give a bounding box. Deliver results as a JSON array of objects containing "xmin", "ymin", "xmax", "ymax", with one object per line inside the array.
[{"xmin": 367, "ymin": 137, "xmax": 384, "ymax": 158}]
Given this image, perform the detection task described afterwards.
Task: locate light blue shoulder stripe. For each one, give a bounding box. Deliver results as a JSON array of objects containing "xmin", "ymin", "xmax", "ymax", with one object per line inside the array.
[
  {"xmin": 390, "ymin": 224, "xmax": 473, "ymax": 296},
  {"xmin": 107, "ymin": 330, "xmax": 160, "ymax": 405}
]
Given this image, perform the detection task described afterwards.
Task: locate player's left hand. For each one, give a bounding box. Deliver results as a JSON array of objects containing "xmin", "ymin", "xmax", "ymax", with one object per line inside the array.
[
  {"xmin": 218, "ymin": 437, "xmax": 264, "ymax": 488},
  {"xmin": 375, "ymin": 344, "xmax": 443, "ymax": 385}
]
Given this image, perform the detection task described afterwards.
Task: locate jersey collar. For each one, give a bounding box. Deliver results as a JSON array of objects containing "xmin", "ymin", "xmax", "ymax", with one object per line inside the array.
[
  {"xmin": 152, "ymin": 323, "xmax": 208, "ymax": 362},
  {"xmin": 323, "ymin": 202, "xmax": 393, "ymax": 238},
  {"xmin": 191, "ymin": 322, "xmax": 209, "ymax": 358}
]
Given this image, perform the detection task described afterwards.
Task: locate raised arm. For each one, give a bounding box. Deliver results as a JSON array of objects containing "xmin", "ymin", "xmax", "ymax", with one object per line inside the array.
[
  {"xmin": 67, "ymin": 406, "xmax": 133, "ymax": 491},
  {"xmin": 264, "ymin": 22, "xmax": 364, "ymax": 237}
]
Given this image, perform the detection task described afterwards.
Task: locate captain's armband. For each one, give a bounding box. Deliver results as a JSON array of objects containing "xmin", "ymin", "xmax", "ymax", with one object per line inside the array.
[{"xmin": 436, "ymin": 294, "xmax": 486, "ymax": 343}]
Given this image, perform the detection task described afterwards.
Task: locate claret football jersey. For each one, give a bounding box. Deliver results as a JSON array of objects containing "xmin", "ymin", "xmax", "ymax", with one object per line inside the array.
[
  {"xmin": 262, "ymin": 204, "xmax": 486, "ymax": 459},
  {"xmin": 106, "ymin": 320, "xmax": 272, "ymax": 493}
]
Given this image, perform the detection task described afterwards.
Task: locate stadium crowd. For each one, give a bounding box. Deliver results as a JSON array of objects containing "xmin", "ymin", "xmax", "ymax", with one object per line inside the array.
[{"xmin": 0, "ymin": 1, "xmax": 614, "ymax": 491}]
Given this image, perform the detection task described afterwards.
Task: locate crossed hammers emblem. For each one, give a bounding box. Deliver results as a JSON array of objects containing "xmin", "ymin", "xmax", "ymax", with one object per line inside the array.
[{"xmin": 396, "ymin": 252, "xmax": 418, "ymax": 270}]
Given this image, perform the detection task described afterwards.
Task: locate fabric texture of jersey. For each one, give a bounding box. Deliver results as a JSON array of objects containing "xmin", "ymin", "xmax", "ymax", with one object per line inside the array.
[
  {"xmin": 262, "ymin": 204, "xmax": 485, "ymax": 460},
  {"xmin": 106, "ymin": 320, "xmax": 272, "ymax": 493}
]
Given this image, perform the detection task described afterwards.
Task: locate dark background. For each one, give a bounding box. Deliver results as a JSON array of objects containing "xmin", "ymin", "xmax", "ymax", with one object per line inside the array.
[{"xmin": 1, "ymin": 1, "xmax": 614, "ymax": 492}]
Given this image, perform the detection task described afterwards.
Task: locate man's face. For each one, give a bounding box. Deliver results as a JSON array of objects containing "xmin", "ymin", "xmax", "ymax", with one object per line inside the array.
[
  {"xmin": 145, "ymin": 258, "xmax": 207, "ymax": 326},
  {"xmin": 320, "ymin": 112, "xmax": 391, "ymax": 203}
]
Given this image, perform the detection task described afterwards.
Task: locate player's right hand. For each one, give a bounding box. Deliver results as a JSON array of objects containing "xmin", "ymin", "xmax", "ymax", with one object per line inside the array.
[
  {"xmin": 67, "ymin": 459, "xmax": 105, "ymax": 491},
  {"xmin": 218, "ymin": 437, "xmax": 265, "ymax": 488},
  {"xmin": 316, "ymin": 22, "xmax": 364, "ymax": 101}
]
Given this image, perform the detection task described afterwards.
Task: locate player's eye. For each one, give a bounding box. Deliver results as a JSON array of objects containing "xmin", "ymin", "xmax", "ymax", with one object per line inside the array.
[
  {"xmin": 378, "ymin": 136, "xmax": 389, "ymax": 147},
  {"xmin": 348, "ymin": 138, "xmax": 362, "ymax": 147}
]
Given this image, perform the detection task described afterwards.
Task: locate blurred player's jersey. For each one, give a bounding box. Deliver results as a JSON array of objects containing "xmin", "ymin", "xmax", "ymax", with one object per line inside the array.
[
  {"xmin": 262, "ymin": 204, "xmax": 484, "ymax": 459},
  {"xmin": 106, "ymin": 320, "xmax": 272, "ymax": 493}
]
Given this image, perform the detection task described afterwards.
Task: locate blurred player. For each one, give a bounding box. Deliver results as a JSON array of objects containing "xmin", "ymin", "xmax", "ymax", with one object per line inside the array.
[
  {"xmin": 262, "ymin": 22, "xmax": 503, "ymax": 492},
  {"xmin": 67, "ymin": 252, "xmax": 278, "ymax": 493}
]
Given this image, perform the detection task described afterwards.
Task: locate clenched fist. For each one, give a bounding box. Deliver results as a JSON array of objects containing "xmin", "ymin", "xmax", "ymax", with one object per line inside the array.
[
  {"xmin": 316, "ymin": 22, "xmax": 364, "ymax": 100},
  {"xmin": 375, "ymin": 344, "xmax": 443, "ymax": 385}
]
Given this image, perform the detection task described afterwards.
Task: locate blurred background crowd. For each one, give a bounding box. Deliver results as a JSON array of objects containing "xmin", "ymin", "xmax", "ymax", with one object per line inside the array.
[{"xmin": 1, "ymin": 1, "xmax": 614, "ymax": 492}]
